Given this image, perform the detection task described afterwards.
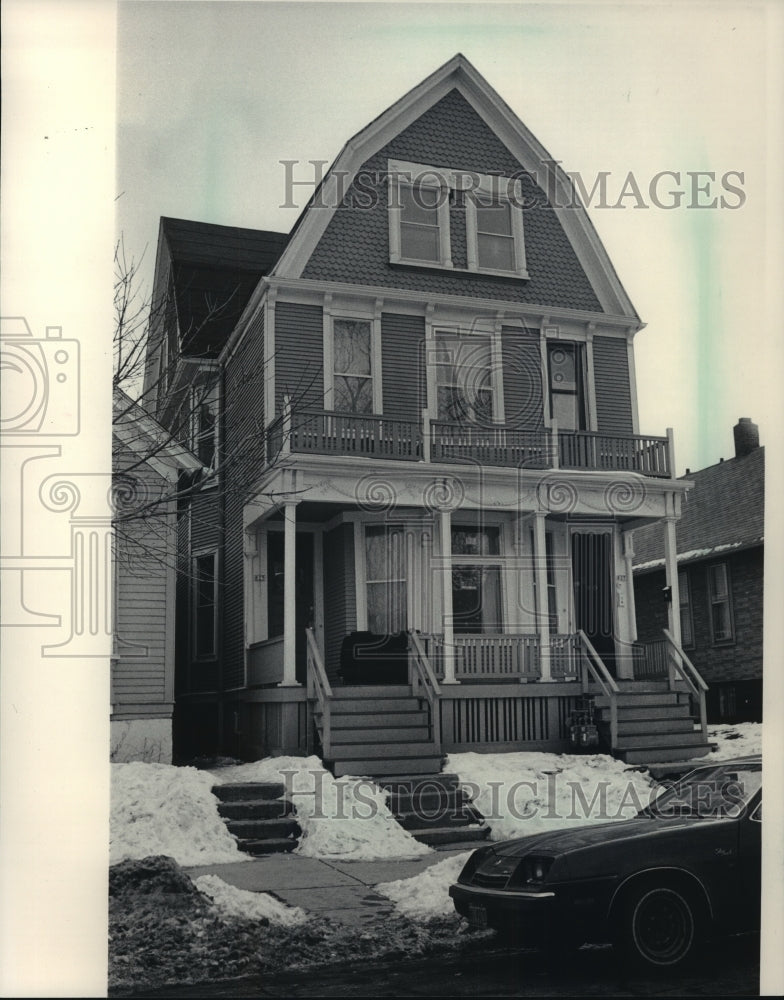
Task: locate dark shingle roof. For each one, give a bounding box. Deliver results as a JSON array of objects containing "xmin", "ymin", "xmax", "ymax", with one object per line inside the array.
[
  {"xmin": 632, "ymin": 445, "xmax": 764, "ymax": 571},
  {"xmin": 161, "ymin": 217, "xmax": 288, "ymax": 356}
]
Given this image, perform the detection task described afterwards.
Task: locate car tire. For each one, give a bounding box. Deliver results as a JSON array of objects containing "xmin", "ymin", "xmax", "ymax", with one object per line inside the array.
[{"xmin": 614, "ymin": 882, "xmax": 704, "ymax": 970}]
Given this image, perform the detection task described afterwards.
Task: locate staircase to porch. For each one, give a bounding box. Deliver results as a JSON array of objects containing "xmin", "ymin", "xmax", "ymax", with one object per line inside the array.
[{"xmin": 314, "ymin": 684, "xmax": 444, "ymax": 777}]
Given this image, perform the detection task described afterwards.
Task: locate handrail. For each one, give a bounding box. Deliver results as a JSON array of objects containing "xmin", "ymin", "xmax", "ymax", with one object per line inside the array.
[
  {"xmin": 408, "ymin": 631, "xmax": 442, "ymax": 752},
  {"xmin": 576, "ymin": 630, "xmax": 620, "ymax": 750},
  {"xmin": 305, "ymin": 627, "xmax": 332, "ymax": 757},
  {"xmin": 662, "ymin": 628, "xmax": 708, "ymax": 742}
]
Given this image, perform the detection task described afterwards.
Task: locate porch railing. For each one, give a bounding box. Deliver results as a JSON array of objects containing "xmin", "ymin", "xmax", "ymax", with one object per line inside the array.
[
  {"xmin": 662, "ymin": 628, "xmax": 709, "ymax": 742},
  {"xmin": 305, "ymin": 627, "xmax": 333, "ymax": 758},
  {"xmin": 431, "ymin": 423, "xmax": 552, "ymax": 469},
  {"xmin": 550, "ymin": 634, "xmax": 581, "ymax": 679},
  {"xmin": 576, "ymin": 629, "xmax": 620, "ymax": 748},
  {"xmin": 273, "ymin": 407, "xmax": 422, "ymax": 461},
  {"xmin": 408, "ymin": 631, "xmax": 442, "ymax": 752},
  {"xmin": 559, "ymin": 431, "xmax": 671, "ymax": 478}
]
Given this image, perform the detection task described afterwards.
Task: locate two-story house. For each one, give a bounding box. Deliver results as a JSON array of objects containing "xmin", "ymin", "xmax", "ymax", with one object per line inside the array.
[{"xmin": 143, "ymin": 55, "xmax": 711, "ymax": 773}]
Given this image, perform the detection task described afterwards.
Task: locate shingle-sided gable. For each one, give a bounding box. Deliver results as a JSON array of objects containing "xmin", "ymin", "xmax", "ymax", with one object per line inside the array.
[
  {"xmin": 633, "ymin": 446, "xmax": 764, "ymax": 568},
  {"xmin": 301, "ymin": 89, "xmax": 602, "ymax": 310}
]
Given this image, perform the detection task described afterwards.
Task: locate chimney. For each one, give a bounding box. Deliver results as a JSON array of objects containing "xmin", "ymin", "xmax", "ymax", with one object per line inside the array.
[{"xmin": 733, "ymin": 417, "xmax": 760, "ymax": 458}]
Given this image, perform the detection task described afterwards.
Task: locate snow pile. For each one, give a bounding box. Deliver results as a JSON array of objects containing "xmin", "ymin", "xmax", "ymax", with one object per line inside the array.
[
  {"xmin": 212, "ymin": 756, "xmax": 431, "ymax": 860},
  {"xmin": 700, "ymin": 722, "xmax": 762, "ymax": 760},
  {"xmin": 195, "ymin": 874, "xmax": 308, "ymax": 926},
  {"xmin": 377, "ymin": 852, "xmax": 472, "ymax": 921},
  {"xmin": 111, "ymin": 762, "xmax": 246, "ymax": 866},
  {"xmin": 448, "ymin": 751, "xmax": 656, "ymax": 842}
]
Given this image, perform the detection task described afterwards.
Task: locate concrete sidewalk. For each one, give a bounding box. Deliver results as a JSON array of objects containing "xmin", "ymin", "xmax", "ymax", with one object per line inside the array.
[{"xmin": 185, "ymin": 846, "xmax": 474, "ymax": 927}]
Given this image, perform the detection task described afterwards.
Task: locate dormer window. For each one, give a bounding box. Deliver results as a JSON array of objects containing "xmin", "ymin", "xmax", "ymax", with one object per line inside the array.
[{"xmin": 388, "ymin": 159, "xmax": 528, "ymax": 279}]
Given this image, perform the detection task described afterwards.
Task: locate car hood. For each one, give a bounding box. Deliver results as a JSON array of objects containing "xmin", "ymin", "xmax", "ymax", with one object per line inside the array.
[{"xmin": 489, "ymin": 816, "xmax": 731, "ymax": 858}]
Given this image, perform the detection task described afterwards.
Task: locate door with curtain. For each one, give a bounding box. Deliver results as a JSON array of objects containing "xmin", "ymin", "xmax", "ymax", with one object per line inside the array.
[{"xmin": 570, "ymin": 530, "xmax": 616, "ymax": 674}]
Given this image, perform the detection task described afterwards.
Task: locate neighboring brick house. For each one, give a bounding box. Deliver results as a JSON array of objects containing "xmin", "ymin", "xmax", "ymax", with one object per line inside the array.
[
  {"xmin": 111, "ymin": 387, "xmax": 202, "ymax": 761},
  {"xmin": 141, "ymin": 54, "xmax": 712, "ymax": 770},
  {"xmin": 632, "ymin": 419, "xmax": 764, "ymax": 723}
]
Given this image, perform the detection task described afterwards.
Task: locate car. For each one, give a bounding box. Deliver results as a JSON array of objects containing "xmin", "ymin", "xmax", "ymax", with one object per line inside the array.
[{"xmin": 449, "ymin": 756, "xmax": 761, "ymax": 969}]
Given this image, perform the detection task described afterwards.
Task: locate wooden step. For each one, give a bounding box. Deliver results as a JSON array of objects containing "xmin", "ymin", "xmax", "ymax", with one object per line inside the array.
[
  {"xmin": 594, "ymin": 692, "xmax": 687, "ymax": 708},
  {"xmin": 332, "ymin": 685, "xmax": 412, "ymax": 698},
  {"xmin": 614, "ymin": 731, "xmax": 705, "ymax": 750},
  {"xmin": 325, "ymin": 741, "xmax": 438, "ymax": 761},
  {"xmin": 212, "ymin": 782, "xmax": 285, "ymax": 802},
  {"xmin": 328, "ymin": 726, "xmax": 431, "ymax": 744},
  {"xmin": 329, "ymin": 710, "xmax": 430, "ymax": 728},
  {"xmin": 612, "ymin": 704, "xmax": 692, "ymax": 722},
  {"xmin": 613, "ymin": 680, "xmax": 671, "ymax": 692},
  {"xmin": 616, "ymin": 718, "xmax": 696, "ymax": 737},
  {"xmin": 218, "ymin": 799, "xmax": 295, "ymax": 820},
  {"xmin": 328, "ymin": 697, "xmax": 422, "ymax": 714},
  {"xmin": 331, "ymin": 756, "xmax": 443, "ymax": 778}
]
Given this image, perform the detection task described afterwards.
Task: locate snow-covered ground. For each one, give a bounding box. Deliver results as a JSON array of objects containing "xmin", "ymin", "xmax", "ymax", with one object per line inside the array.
[
  {"xmin": 700, "ymin": 722, "xmax": 762, "ymax": 760},
  {"xmin": 377, "ymin": 851, "xmax": 472, "ymax": 921},
  {"xmin": 194, "ymin": 874, "xmax": 308, "ymax": 926}
]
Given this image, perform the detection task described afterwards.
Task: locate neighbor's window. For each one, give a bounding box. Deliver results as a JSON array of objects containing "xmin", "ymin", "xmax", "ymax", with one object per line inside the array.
[
  {"xmin": 678, "ymin": 569, "xmax": 694, "ymax": 647},
  {"xmin": 193, "ymin": 552, "xmax": 217, "ymax": 658},
  {"xmin": 708, "ymin": 562, "xmax": 734, "ymax": 643},
  {"xmin": 399, "ymin": 183, "xmax": 443, "ymax": 263},
  {"xmin": 548, "ymin": 342, "xmax": 586, "ymax": 432},
  {"xmin": 469, "ymin": 195, "xmax": 521, "ymax": 273},
  {"xmin": 333, "ymin": 318, "xmax": 373, "ymax": 413},
  {"xmin": 365, "ymin": 525, "xmax": 407, "ymax": 634},
  {"xmin": 435, "ymin": 332, "xmax": 495, "ymax": 424},
  {"xmin": 191, "ymin": 378, "xmax": 219, "ymax": 469}
]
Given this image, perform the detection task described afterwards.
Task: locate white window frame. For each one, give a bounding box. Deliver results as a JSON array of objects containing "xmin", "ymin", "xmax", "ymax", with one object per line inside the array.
[
  {"xmin": 191, "ymin": 549, "xmax": 218, "ymax": 660},
  {"xmin": 465, "ymin": 177, "xmax": 529, "ymax": 279},
  {"xmin": 429, "ymin": 323, "xmax": 504, "ymax": 425},
  {"xmin": 708, "ymin": 561, "xmax": 735, "ymax": 644},
  {"xmin": 450, "ymin": 522, "xmax": 506, "ymax": 634},
  {"xmin": 360, "ymin": 522, "xmax": 409, "ymax": 634},
  {"xmin": 323, "ymin": 301, "xmax": 383, "ymax": 414},
  {"xmin": 388, "ymin": 160, "xmax": 452, "ymax": 269}
]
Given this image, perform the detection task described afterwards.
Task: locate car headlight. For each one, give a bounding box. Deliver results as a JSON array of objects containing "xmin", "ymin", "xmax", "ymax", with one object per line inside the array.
[{"xmin": 511, "ymin": 855, "xmax": 554, "ymax": 887}]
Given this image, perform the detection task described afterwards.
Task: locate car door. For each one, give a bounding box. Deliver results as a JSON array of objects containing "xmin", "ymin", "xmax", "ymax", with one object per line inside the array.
[{"xmin": 737, "ymin": 793, "xmax": 762, "ymax": 930}]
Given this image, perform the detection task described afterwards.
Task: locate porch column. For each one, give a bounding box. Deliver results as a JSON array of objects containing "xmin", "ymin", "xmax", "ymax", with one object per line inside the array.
[
  {"xmin": 439, "ymin": 508, "xmax": 458, "ymax": 684},
  {"xmin": 622, "ymin": 530, "xmax": 638, "ymax": 643},
  {"xmin": 663, "ymin": 515, "xmax": 681, "ymax": 647},
  {"xmin": 533, "ymin": 511, "xmax": 551, "ymax": 681},
  {"xmin": 280, "ymin": 500, "xmax": 300, "ymax": 686}
]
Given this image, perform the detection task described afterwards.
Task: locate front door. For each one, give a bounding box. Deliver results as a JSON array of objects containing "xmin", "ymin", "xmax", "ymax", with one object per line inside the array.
[
  {"xmin": 571, "ymin": 530, "xmax": 616, "ymax": 675},
  {"xmin": 267, "ymin": 531, "xmax": 315, "ymax": 683}
]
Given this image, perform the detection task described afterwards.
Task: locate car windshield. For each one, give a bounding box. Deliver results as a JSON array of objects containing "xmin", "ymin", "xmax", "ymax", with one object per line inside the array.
[{"xmin": 641, "ymin": 762, "xmax": 762, "ymax": 819}]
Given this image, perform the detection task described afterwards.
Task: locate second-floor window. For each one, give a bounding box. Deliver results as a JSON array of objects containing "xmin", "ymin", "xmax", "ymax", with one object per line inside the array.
[
  {"xmin": 708, "ymin": 562, "xmax": 734, "ymax": 643},
  {"xmin": 548, "ymin": 341, "xmax": 586, "ymax": 431},
  {"xmin": 191, "ymin": 378, "xmax": 219, "ymax": 469},
  {"xmin": 435, "ymin": 331, "xmax": 494, "ymax": 424},
  {"xmin": 333, "ymin": 318, "xmax": 373, "ymax": 413}
]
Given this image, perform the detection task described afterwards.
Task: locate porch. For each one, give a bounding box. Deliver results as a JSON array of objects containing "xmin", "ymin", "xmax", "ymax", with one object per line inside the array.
[{"xmin": 271, "ymin": 403, "xmax": 674, "ymax": 477}]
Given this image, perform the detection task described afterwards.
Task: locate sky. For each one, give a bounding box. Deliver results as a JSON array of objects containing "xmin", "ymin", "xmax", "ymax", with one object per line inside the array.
[{"xmin": 115, "ymin": 0, "xmax": 781, "ymax": 476}]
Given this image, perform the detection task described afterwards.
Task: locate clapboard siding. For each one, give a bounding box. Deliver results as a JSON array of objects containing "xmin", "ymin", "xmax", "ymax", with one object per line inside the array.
[
  {"xmin": 501, "ymin": 325, "xmax": 545, "ymax": 429},
  {"xmin": 381, "ymin": 313, "xmax": 426, "ymax": 422},
  {"xmin": 114, "ymin": 454, "xmax": 172, "ymax": 709},
  {"xmin": 323, "ymin": 524, "xmax": 356, "ymax": 681},
  {"xmin": 275, "ymin": 302, "xmax": 324, "ymax": 412},
  {"xmin": 190, "ymin": 491, "xmax": 221, "ymax": 551},
  {"xmin": 222, "ymin": 308, "xmax": 267, "ymax": 691},
  {"xmin": 593, "ymin": 336, "xmax": 634, "ymax": 434}
]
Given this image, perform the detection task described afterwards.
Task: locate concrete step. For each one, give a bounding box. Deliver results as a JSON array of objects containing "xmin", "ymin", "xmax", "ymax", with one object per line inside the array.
[
  {"xmin": 375, "ymin": 773, "xmax": 461, "ymax": 791},
  {"xmin": 395, "ymin": 806, "xmax": 484, "ymax": 831},
  {"xmin": 616, "ymin": 718, "xmax": 696, "ymax": 737},
  {"xmin": 328, "ymin": 697, "xmax": 422, "ymax": 714},
  {"xmin": 332, "ymin": 756, "xmax": 444, "ymax": 778},
  {"xmin": 410, "ymin": 823, "xmax": 491, "ymax": 847},
  {"xmin": 618, "ymin": 744, "xmax": 713, "ymax": 765},
  {"xmin": 327, "ymin": 711, "xmax": 430, "ymax": 728},
  {"xmin": 236, "ymin": 837, "xmax": 298, "ymax": 856},
  {"xmin": 212, "ymin": 782, "xmax": 285, "ymax": 802},
  {"xmin": 217, "ymin": 799, "xmax": 295, "ymax": 820},
  {"xmin": 614, "ymin": 731, "xmax": 705, "ymax": 750},
  {"xmin": 225, "ymin": 817, "xmax": 301, "ymax": 840},
  {"xmin": 328, "ymin": 726, "xmax": 431, "ymax": 744}
]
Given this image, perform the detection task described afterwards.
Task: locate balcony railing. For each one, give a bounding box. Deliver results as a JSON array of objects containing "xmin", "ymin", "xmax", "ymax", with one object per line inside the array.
[{"xmin": 271, "ymin": 403, "xmax": 672, "ymax": 478}]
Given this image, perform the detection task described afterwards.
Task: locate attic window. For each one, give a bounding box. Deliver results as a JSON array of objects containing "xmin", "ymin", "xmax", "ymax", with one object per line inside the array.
[{"xmin": 388, "ymin": 159, "xmax": 528, "ymax": 279}]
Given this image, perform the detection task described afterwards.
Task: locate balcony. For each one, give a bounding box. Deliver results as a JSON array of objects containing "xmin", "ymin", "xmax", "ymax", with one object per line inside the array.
[{"xmin": 270, "ymin": 405, "xmax": 672, "ymax": 478}]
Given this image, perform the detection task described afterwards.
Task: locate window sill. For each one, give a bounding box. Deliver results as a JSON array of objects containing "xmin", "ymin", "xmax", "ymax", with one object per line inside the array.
[{"xmin": 390, "ymin": 260, "xmax": 530, "ymax": 281}]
